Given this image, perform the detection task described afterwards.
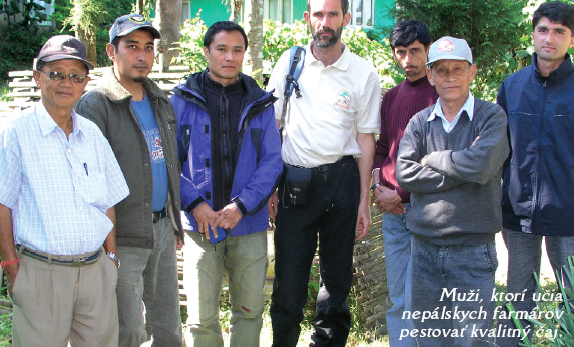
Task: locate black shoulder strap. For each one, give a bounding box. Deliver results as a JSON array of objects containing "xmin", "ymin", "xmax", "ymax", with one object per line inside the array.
[{"xmin": 280, "ymin": 46, "xmax": 306, "ymax": 133}]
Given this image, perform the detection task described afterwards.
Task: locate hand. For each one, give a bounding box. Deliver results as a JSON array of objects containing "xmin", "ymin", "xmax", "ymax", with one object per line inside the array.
[
  {"xmin": 268, "ymin": 190, "xmax": 278, "ymax": 221},
  {"xmin": 216, "ymin": 203, "xmax": 243, "ymax": 230},
  {"xmin": 175, "ymin": 235, "xmax": 183, "ymax": 250},
  {"xmin": 355, "ymin": 200, "xmax": 372, "ymax": 240},
  {"xmin": 191, "ymin": 202, "xmax": 219, "ymax": 240},
  {"xmin": 373, "ymin": 186, "xmax": 405, "ymax": 214},
  {"xmin": 4, "ymin": 261, "xmax": 19, "ymax": 298}
]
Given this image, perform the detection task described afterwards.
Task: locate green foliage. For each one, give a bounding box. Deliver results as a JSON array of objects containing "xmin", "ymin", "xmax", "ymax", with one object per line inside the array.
[
  {"xmin": 54, "ymin": 0, "xmax": 133, "ymax": 67},
  {"xmin": 0, "ymin": 0, "xmax": 52, "ymax": 30},
  {"xmin": 174, "ymin": 15, "xmax": 209, "ymax": 73},
  {"xmin": 506, "ymin": 257, "xmax": 574, "ymax": 347},
  {"xmin": 0, "ymin": 24, "xmax": 49, "ymax": 79},
  {"xmin": 262, "ymin": 20, "xmax": 310, "ymax": 66},
  {"xmin": 0, "ymin": 312, "xmax": 11, "ymax": 347}
]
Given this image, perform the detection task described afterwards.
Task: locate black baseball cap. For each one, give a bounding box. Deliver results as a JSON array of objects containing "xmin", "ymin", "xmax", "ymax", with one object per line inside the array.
[
  {"xmin": 36, "ymin": 35, "xmax": 94, "ymax": 70},
  {"xmin": 109, "ymin": 14, "xmax": 161, "ymax": 43}
]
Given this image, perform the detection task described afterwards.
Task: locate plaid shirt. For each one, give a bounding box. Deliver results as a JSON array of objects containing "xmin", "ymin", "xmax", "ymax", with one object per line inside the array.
[{"xmin": 0, "ymin": 102, "xmax": 129, "ymax": 255}]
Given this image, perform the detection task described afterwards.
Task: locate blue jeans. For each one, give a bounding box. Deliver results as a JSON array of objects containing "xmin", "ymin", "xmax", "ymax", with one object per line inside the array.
[
  {"xmin": 183, "ymin": 230, "xmax": 268, "ymax": 347},
  {"xmin": 410, "ymin": 237, "xmax": 498, "ymax": 347},
  {"xmin": 496, "ymin": 228, "xmax": 574, "ymax": 347},
  {"xmin": 382, "ymin": 204, "xmax": 416, "ymax": 347},
  {"xmin": 116, "ymin": 217, "xmax": 182, "ymax": 347}
]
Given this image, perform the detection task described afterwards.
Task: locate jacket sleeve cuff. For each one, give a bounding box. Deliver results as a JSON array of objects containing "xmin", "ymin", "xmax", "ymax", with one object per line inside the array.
[
  {"xmin": 232, "ymin": 197, "xmax": 247, "ymax": 216},
  {"xmin": 185, "ymin": 197, "xmax": 206, "ymax": 215}
]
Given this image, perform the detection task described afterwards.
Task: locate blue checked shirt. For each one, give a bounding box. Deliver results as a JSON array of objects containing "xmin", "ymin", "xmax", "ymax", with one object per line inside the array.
[{"xmin": 0, "ymin": 102, "xmax": 129, "ymax": 255}]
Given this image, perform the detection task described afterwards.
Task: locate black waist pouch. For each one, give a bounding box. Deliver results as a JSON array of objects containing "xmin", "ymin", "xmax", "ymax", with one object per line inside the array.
[{"xmin": 282, "ymin": 163, "xmax": 312, "ymax": 207}]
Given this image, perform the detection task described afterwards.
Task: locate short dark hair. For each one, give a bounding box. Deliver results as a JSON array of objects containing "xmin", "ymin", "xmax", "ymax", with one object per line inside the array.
[
  {"xmin": 204, "ymin": 21, "xmax": 248, "ymax": 49},
  {"xmin": 532, "ymin": 1, "xmax": 574, "ymax": 35},
  {"xmin": 390, "ymin": 20, "xmax": 432, "ymax": 49},
  {"xmin": 35, "ymin": 60, "xmax": 47, "ymax": 71},
  {"xmin": 307, "ymin": 0, "xmax": 349, "ymax": 16},
  {"xmin": 111, "ymin": 36, "xmax": 121, "ymax": 52}
]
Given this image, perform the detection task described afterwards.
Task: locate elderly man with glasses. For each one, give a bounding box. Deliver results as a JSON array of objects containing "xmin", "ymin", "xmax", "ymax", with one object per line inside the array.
[{"xmin": 0, "ymin": 35, "xmax": 129, "ymax": 347}]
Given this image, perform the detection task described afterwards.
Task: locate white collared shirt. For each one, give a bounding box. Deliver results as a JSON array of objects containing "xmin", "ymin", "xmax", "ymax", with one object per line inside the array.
[
  {"xmin": 267, "ymin": 43, "xmax": 381, "ymax": 167},
  {"xmin": 427, "ymin": 92, "xmax": 475, "ymax": 133},
  {"xmin": 0, "ymin": 102, "xmax": 129, "ymax": 255}
]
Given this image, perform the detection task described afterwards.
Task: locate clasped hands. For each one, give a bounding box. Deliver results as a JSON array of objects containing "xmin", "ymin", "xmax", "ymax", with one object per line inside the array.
[
  {"xmin": 192, "ymin": 202, "xmax": 242, "ymax": 240},
  {"xmin": 373, "ymin": 185, "xmax": 406, "ymax": 215}
]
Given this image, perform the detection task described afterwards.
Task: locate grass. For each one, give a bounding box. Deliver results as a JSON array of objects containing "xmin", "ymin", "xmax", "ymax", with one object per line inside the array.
[
  {"xmin": 0, "ymin": 279, "xmax": 560, "ymax": 347},
  {"xmin": 0, "ymin": 288, "xmax": 11, "ymax": 347}
]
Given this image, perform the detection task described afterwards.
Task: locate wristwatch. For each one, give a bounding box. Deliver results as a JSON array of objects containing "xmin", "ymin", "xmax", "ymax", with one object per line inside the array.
[
  {"xmin": 106, "ymin": 252, "xmax": 120, "ymax": 269},
  {"xmin": 370, "ymin": 183, "xmax": 382, "ymax": 192}
]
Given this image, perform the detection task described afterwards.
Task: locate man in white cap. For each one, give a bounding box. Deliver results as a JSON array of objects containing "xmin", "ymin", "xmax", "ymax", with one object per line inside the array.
[
  {"xmin": 0, "ymin": 35, "xmax": 129, "ymax": 346},
  {"xmin": 396, "ymin": 36, "xmax": 509, "ymax": 347},
  {"xmin": 76, "ymin": 14, "xmax": 184, "ymax": 346}
]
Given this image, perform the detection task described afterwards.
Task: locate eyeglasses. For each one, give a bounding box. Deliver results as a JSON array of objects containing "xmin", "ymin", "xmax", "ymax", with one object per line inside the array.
[{"xmin": 37, "ymin": 70, "xmax": 88, "ymax": 83}]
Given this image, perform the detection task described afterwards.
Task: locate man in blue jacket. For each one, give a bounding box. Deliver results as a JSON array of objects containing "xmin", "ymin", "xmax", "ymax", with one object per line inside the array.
[
  {"xmin": 170, "ymin": 21, "xmax": 282, "ymax": 347},
  {"xmin": 497, "ymin": 2, "xmax": 574, "ymax": 346}
]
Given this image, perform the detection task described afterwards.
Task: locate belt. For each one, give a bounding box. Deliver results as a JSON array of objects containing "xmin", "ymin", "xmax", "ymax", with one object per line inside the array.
[
  {"xmin": 311, "ymin": 156, "xmax": 354, "ymax": 174},
  {"xmin": 17, "ymin": 245, "xmax": 102, "ymax": 267},
  {"xmin": 152, "ymin": 208, "xmax": 166, "ymax": 223}
]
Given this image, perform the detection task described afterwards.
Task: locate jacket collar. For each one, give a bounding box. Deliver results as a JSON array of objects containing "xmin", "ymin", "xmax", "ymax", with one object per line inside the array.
[
  {"xmin": 98, "ymin": 67, "xmax": 170, "ymax": 104},
  {"xmin": 175, "ymin": 70, "xmax": 272, "ymax": 106},
  {"xmin": 532, "ymin": 53, "xmax": 574, "ymax": 82}
]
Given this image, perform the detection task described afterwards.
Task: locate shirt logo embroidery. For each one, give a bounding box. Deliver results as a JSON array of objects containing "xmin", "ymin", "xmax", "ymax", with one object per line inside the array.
[
  {"xmin": 334, "ymin": 89, "xmax": 351, "ymax": 110},
  {"xmin": 438, "ymin": 38, "xmax": 454, "ymax": 52}
]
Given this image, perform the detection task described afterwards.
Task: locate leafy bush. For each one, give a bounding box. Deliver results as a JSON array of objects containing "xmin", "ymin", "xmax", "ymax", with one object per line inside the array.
[
  {"xmin": 174, "ymin": 15, "xmax": 209, "ymax": 73},
  {"xmin": 506, "ymin": 256, "xmax": 574, "ymax": 347},
  {"xmin": 0, "ymin": 24, "xmax": 49, "ymax": 79}
]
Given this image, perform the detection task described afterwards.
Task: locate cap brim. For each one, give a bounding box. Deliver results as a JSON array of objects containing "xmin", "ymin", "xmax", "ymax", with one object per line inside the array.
[
  {"xmin": 41, "ymin": 55, "xmax": 94, "ymax": 70},
  {"xmin": 426, "ymin": 55, "xmax": 472, "ymax": 66},
  {"xmin": 115, "ymin": 26, "xmax": 162, "ymax": 41}
]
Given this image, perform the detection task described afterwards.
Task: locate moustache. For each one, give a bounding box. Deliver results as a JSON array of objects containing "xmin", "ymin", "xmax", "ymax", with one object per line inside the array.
[{"xmin": 317, "ymin": 28, "xmax": 336, "ymax": 35}]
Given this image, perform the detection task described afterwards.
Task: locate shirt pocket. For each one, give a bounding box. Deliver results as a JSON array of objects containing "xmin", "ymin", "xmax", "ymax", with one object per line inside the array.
[{"xmin": 82, "ymin": 170, "xmax": 108, "ymax": 210}]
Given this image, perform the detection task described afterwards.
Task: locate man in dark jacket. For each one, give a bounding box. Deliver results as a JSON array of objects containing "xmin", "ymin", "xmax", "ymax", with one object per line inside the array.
[
  {"xmin": 76, "ymin": 14, "xmax": 184, "ymax": 347},
  {"xmin": 496, "ymin": 2, "xmax": 574, "ymax": 346},
  {"xmin": 170, "ymin": 21, "xmax": 282, "ymax": 347}
]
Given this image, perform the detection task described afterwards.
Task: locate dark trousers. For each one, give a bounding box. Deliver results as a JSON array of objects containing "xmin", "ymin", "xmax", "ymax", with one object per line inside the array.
[{"xmin": 271, "ymin": 157, "xmax": 360, "ymax": 347}]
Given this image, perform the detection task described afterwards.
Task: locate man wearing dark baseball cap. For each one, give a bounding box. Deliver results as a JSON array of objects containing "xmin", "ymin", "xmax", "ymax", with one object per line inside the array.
[
  {"xmin": 0, "ymin": 34, "xmax": 129, "ymax": 346},
  {"xmin": 76, "ymin": 15, "xmax": 184, "ymax": 347},
  {"xmin": 396, "ymin": 36, "xmax": 509, "ymax": 346}
]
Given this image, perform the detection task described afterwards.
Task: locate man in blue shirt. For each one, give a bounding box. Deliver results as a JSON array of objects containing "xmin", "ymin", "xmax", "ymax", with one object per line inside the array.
[
  {"xmin": 76, "ymin": 14, "xmax": 184, "ymax": 346},
  {"xmin": 0, "ymin": 35, "xmax": 129, "ymax": 347}
]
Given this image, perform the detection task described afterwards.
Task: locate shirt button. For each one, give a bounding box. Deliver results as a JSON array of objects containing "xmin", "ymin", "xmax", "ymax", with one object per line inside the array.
[
  {"xmin": 145, "ymin": 203, "xmax": 150, "ymax": 207},
  {"xmin": 79, "ymin": 206, "xmax": 83, "ymax": 210}
]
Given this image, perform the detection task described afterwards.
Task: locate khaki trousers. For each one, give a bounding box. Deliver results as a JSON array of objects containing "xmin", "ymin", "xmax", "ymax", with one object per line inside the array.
[{"xmin": 11, "ymin": 249, "xmax": 119, "ymax": 347}]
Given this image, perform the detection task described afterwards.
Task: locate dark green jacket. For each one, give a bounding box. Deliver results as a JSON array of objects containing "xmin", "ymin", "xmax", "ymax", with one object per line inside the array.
[{"xmin": 76, "ymin": 68, "xmax": 183, "ymax": 248}]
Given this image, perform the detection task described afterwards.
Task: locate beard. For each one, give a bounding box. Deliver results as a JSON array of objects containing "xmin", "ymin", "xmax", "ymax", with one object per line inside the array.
[
  {"xmin": 133, "ymin": 76, "xmax": 146, "ymax": 83},
  {"xmin": 311, "ymin": 24, "xmax": 344, "ymax": 48}
]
